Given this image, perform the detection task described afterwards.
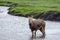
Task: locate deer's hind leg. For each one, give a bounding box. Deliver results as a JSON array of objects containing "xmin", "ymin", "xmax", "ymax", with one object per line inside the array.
[{"xmin": 40, "ymin": 26, "xmax": 45, "ymax": 37}]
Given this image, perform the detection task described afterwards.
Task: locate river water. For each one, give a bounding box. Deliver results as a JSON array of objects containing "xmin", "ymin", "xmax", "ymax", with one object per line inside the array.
[{"xmin": 0, "ymin": 6, "xmax": 60, "ymax": 40}]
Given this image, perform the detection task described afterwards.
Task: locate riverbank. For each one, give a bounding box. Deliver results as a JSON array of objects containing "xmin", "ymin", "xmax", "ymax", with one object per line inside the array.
[
  {"xmin": 8, "ymin": 10, "xmax": 60, "ymax": 21},
  {"xmin": 0, "ymin": 0, "xmax": 60, "ymax": 21}
]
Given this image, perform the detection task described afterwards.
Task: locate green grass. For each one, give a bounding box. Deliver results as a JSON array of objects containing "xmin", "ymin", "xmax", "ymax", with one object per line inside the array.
[{"xmin": 0, "ymin": 0, "xmax": 60, "ymax": 15}]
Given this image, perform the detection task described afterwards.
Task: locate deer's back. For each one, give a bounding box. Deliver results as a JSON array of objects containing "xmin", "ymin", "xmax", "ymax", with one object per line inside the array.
[{"xmin": 29, "ymin": 19, "xmax": 45, "ymax": 30}]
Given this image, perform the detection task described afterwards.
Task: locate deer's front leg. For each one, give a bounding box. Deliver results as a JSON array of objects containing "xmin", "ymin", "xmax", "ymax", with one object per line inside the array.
[
  {"xmin": 32, "ymin": 31, "xmax": 34, "ymax": 38},
  {"xmin": 35, "ymin": 30, "xmax": 37, "ymax": 38}
]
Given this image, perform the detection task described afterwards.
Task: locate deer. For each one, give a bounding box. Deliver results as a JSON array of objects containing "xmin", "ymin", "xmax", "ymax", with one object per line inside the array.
[{"xmin": 28, "ymin": 15, "xmax": 46, "ymax": 38}]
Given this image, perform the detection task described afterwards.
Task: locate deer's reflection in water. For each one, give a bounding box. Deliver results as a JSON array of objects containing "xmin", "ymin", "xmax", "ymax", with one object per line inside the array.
[{"xmin": 29, "ymin": 35, "xmax": 45, "ymax": 40}]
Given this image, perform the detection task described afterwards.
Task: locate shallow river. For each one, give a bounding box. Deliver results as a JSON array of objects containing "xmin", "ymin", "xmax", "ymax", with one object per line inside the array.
[{"xmin": 0, "ymin": 6, "xmax": 60, "ymax": 40}]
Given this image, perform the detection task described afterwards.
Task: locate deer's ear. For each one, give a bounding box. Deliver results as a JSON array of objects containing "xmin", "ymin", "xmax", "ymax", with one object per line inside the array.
[
  {"xmin": 28, "ymin": 15, "xmax": 33, "ymax": 18},
  {"xmin": 29, "ymin": 15, "xmax": 33, "ymax": 18},
  {"xmin": 31, "ymin": 15, "xmax": 33, "ymax": 18}
]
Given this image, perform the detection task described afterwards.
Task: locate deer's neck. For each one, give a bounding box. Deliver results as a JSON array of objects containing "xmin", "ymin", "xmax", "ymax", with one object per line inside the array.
[{"xmin": 29, "ymin": 18, "xmax": 33, "ymax": 23}]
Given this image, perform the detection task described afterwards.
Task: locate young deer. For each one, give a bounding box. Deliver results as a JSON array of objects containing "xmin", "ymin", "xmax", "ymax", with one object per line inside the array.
[{"xmin": 28, "ymin": 15, "xmax": 46, "ymax": 38}]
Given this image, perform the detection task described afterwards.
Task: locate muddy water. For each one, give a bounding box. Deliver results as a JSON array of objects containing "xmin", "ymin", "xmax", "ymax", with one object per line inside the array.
[{"xmin": 0, "ymin": 6, "xmax": 60, "ymax": 40}]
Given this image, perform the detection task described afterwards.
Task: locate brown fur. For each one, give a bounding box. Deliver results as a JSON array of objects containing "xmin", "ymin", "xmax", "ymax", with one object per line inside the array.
[{"xmin": 28, "ymin": 15, "xmax": 46, "ymax": 38}]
